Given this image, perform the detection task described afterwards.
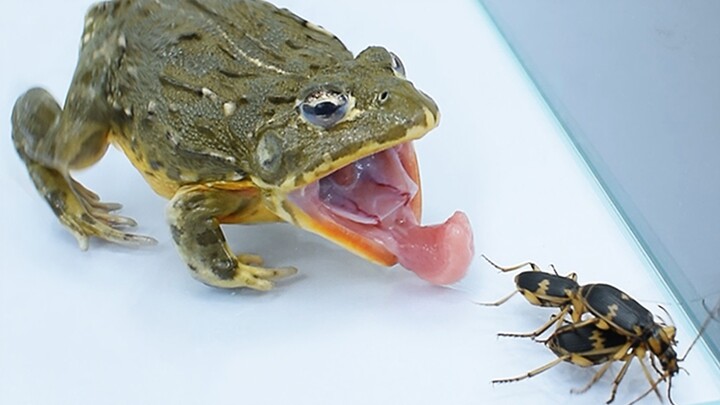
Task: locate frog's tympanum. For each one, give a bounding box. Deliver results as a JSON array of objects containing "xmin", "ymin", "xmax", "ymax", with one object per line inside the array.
[{"xmin": 12, "ymin": 0, "xmax": 474, "ymax": 290}]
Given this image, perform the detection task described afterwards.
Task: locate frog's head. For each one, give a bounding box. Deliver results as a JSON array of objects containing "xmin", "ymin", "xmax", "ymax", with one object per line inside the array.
[
  {"xmin": 251, "ymin": 46, "xmax": 438, "ymax": 188},
  {"xmin": 250, "ymin": 46, "xmax": 473, "ymax": 285}
]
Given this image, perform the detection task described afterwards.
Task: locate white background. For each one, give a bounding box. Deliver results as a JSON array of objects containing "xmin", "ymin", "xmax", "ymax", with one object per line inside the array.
[{"xmin": 1, "ymin": 1, "xmax": 719, "ymax": 404}]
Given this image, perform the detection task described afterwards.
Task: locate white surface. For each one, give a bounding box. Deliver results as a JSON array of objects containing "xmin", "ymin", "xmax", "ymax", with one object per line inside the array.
[{"xmin": 1, "ymin": 1, "xmax": 719, "ymax": 404}]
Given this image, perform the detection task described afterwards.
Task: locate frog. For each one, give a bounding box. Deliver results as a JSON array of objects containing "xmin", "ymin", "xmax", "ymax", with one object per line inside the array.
[{"xmin": 12, "ymin": 0, "xmax": 474, "ymax": 290}]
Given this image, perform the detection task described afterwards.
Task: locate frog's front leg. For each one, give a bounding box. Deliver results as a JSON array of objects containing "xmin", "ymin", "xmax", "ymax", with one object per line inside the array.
[
  {"xmin": 168, "ymin": 184, "xmax": 297, "ymax": 290},
  {"xmin": 12, "ymin": 88, "xmax": 156, "ymax": 249}
]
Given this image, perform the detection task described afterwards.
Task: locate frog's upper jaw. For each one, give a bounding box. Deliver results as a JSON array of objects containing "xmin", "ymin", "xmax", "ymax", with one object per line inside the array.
[{"xmin": 285, "ymin": 104, "xmax": 438, "ymax": 192}]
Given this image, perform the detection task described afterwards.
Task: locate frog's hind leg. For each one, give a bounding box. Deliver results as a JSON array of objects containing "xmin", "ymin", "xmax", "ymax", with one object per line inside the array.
[{"xmin": 12, "ymin": 88, "xmax": 156, "ymax": 249}]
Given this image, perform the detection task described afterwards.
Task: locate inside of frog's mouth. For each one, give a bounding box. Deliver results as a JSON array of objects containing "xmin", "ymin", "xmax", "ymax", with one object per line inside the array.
[
  {"xmin": 287, "ymin": 142, "xmax": 422, "ymax": 260},
  {"xmin": 287, "ymin": 141, "xmax": 474, "ymax": 285}
]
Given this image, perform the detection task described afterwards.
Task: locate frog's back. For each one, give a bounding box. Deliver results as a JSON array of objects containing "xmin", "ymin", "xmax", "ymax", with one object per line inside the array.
[{"xmin": 84, "ymin": 0, "xmax": 353, "ymax": 195}]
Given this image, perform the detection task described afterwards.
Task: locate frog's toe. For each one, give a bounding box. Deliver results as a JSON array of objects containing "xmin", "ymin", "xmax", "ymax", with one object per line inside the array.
[
  {"xmin": 87, "ymin": 199, "xmax": 124, "ymax": 213},
  {"xmin": 247, "ymin": 264, "xmax": 298, "ymax": 281},
  {"xmin": 67, "ymin": 214, "xmax": 157, "ymax": 249},
  {"xmin": 83, "ymin": 213, "xmax": 157, "ymax": 246},
  {"xmin": 81, "ymin": 198, "xmax": 132, "ymax": 228},
  {"xmin": 52, "ymin": 181, "xmax": 157, "ymax": 248},
  {"xmin": 72, "ymin": 179, "xmax": 123, "ymax": 212},
  {"xmin": 95, "ymin": 227, "xmax": 158, "ymax": 248},
  {"xmin": 107, "ymin": 230, "xmax": 158, "ymax": 247},
  {"xmin": 237, "ymin": 253, "xmax": 265, "ymax": 266},
  {"xmin": 92, "ymin": 211, "xmax": 138, "ymax": 228},
  {"xmin": 237, "ymin": 263, "xmax": 298, "ymax": 291},
  {"xmin": 69, "ymin": 230, "xmax": 91, "ymax": 251},
  {"xmin": 71, "ymin": 178, "xmax": 100, "ymax": 201}
]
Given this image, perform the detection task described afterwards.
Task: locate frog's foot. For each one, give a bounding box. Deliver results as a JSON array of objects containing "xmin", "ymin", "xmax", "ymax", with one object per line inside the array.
[
  {"xmin": 68, "ymin": 179, "xmax": 157, "ymax": 249},
  {"xmin": 38, "ymin": 168, "xmax": 157, "ymax": 250},
  {"xmin": 183, "ymin": 251, "xmax": 297, "ymax": 291}
]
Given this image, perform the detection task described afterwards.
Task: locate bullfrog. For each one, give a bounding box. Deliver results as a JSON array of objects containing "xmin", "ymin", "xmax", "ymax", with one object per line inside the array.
[{"xmin": 12, "ymin": 0, "xmax": 474, "ymax": 290}]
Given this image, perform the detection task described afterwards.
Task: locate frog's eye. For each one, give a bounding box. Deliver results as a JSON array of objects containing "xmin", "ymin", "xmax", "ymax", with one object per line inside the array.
[
  {"xmin": 299, "ymin": 89, "xmax": 350, "ymax": 129},
  {"xmin": 390, "ymin": 52, "xmax": 405, "ymax": 77}
]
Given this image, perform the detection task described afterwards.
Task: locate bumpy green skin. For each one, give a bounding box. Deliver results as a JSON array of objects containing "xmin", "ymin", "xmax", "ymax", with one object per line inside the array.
[{"xmin": 12, "ymin": 0, "xmax": 439, "ymax": 290}]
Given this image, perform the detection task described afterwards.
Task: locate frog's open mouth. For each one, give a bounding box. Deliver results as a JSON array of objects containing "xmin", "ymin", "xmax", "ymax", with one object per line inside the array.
[{"xmin": 287, "ymin": 142, "xmax": 474, "ymax": 285}]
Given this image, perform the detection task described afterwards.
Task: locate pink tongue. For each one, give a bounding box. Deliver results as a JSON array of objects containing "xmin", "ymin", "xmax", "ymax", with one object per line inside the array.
[
  {"xmin": 385, "ymin": 211, "xmax": 474, "ymax": 285},
  {"xmin": 318, "ymin": 147, "xmax": 474, "ymax": 285}
]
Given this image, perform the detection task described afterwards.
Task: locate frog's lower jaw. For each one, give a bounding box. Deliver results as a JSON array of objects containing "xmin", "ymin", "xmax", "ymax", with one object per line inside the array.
[{"xmin": 284, "ymin": 142, "xmax": 475, "ymax": 285}]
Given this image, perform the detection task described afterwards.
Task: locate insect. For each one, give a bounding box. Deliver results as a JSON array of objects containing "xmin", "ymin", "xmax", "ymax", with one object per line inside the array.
[
  {"xmin": 492, "ymin": 322, "xmax": 635, "ymax": 401},
  {"xmin": 478, "ymin": 255, "xmax": 581, "ymax": 338},
  {"xmin": 483, "ymin": 256, "xmax": 720, "ymax": 403},
  {"xmin": 493, "ymin": 302, "xmax": 720, "ymax": 404},
  {"xmin": 571, "ymin": 283, "xmax": 681, "ymax": 402}
]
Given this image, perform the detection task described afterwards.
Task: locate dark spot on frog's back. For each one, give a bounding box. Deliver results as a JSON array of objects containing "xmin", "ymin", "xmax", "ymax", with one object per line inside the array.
[
  {"xmin": 166, "ymin": 166, "xmax": 182, "ymax": 181},
  {"xmin": 149, "ymin": 160, "xmax": 164, "ymax": 170},
  {"xmin": 177, "ymin": 32, "xmax": 202, "ymax": 42},
  {"xmin": 285, "ymin": 39, "xmax": 303, "ymax": 50},
  {"xmin": 268, "ymin": 95, "xmax": 296, "ymax": 105}
]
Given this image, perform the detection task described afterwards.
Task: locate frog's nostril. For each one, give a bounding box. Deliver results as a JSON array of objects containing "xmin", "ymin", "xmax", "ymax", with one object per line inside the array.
[{"xmin": 419, "ymin": 90, "xmax": 438, "ymax": 111}]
